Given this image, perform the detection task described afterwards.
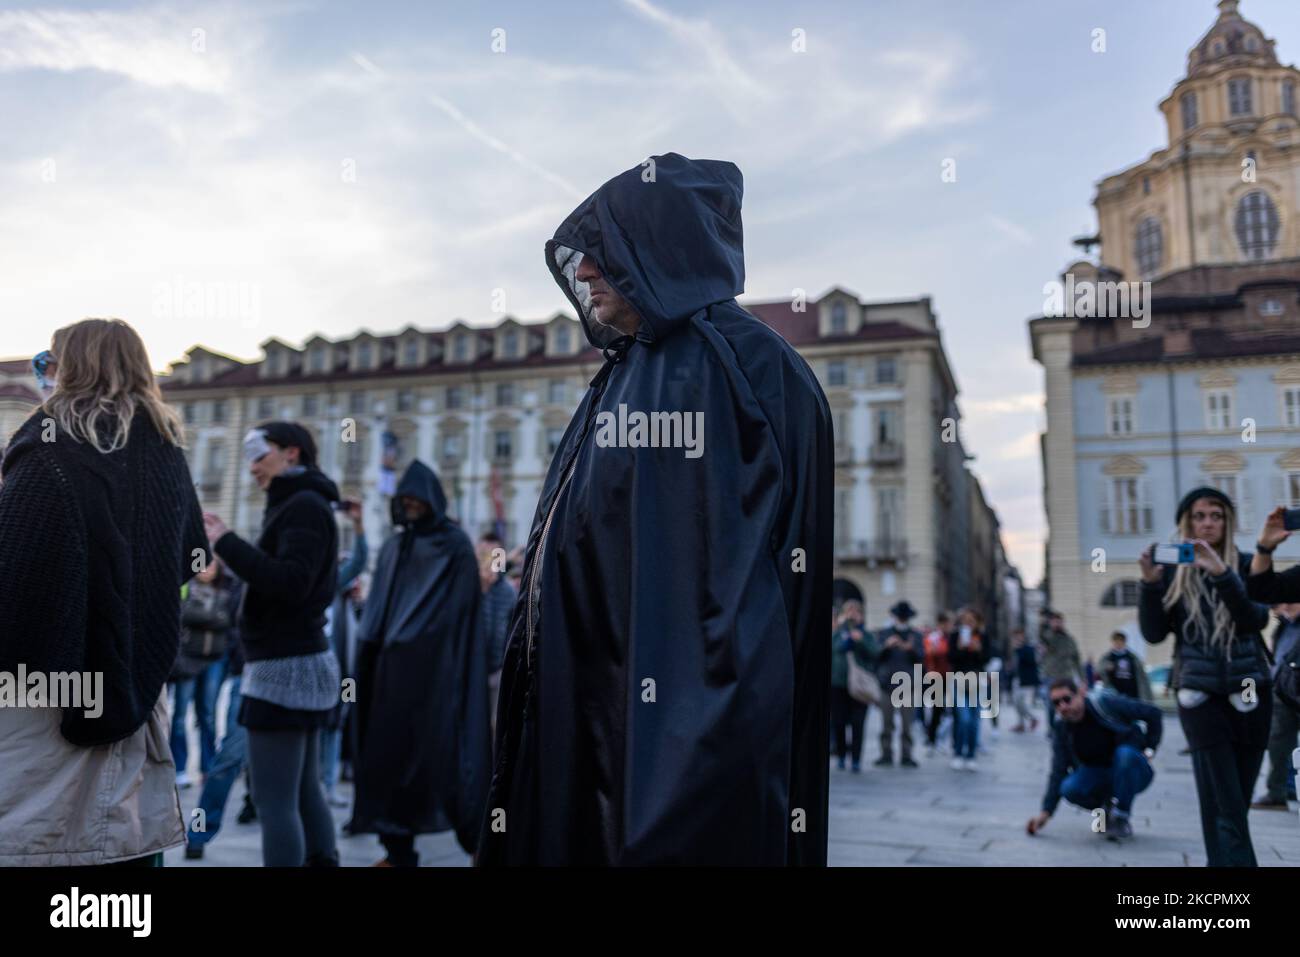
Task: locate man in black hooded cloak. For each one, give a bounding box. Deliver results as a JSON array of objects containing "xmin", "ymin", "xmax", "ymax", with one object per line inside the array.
[
  {"xmin": 351, "ymin": 460, "xmax": 489, "ymax": 865},
  {"xmin": 478, "ymin": 153, "xmax": 834, "ymax": 866}
]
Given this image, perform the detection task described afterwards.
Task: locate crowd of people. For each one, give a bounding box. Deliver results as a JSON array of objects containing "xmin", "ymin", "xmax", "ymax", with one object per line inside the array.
[
  {"xmin": 830, "ymin": 484, "xmax": 1300, "ymax": 866},
  {"xmin": 2, "ymin": 153, "xmax": 1298, "ymax": 868}
]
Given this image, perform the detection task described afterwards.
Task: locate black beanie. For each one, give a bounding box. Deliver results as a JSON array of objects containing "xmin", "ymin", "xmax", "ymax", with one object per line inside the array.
[
  {"xmin": 258, "ymin": 421, "xmax": 318, "ymax": 467},
  {"xmin": 1176, "ymin": 485, "xmax": 1234, "ymax": 522}
]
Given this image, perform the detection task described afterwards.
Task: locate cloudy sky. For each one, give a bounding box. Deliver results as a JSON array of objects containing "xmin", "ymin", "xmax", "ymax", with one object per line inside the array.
[{"xmin": 3, "ymin": 0, "xmax": 1298, "ymax": 583}]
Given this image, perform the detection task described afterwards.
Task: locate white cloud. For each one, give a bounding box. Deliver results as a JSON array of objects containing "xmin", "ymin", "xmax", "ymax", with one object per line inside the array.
[{"xmin": 0, "ymin": 8, "xmax": 236, "ymax": 92}]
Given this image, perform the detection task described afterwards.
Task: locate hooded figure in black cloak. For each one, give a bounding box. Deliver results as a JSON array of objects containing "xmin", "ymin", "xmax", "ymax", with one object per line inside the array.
[
  {"xmin": 351, "ymin": 460, "xmax": 490, "ymax": 863},
  {"xmin": 477, "ymin": 153, "xmax": 834, "ymax": 866}
]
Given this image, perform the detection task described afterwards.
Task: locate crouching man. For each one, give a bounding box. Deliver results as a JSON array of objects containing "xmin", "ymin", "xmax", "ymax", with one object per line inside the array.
[{"xmin": 1026, "ymin": 678, "xmax": 1162, "ymax": 842}]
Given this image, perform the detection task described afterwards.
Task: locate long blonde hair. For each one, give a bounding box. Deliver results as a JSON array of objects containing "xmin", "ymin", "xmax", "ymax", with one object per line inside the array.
[
  {"xmin": 1162, "ymin": 499, "xmax": 1239, "ymax": 651},
  {"xmin": 40, "ymin": 318, "xmax": 186, "ymax": 453}
]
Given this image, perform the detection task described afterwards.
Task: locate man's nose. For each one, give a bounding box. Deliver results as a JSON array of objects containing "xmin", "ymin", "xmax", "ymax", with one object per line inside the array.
[{"xmin": 575, "ymin": 255, "xmax": 601, "ymax": 283}]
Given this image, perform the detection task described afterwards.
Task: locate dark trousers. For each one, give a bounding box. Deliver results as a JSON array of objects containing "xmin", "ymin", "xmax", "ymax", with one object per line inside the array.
[
  {"xmin": 1181, "ymin": 695, "xmax": 1271, "ymax": 867},
  {"xmin": 925, "ymin": 705, "xmax": 945, "ymax": 746},
  {"xmin": 381, "ymin": 833, "xmax": 419, "ymax": 867},
  {"xmin": 247, "ymin": 728, "xmax": 339, "ymax": 867},
  {"xmin": 830, "ymin": 687, "xmax": 867, "ymax": 766},
  {"xmin": 1264, "ymin": 690, "xmax": 1299, "ymax": 802}
]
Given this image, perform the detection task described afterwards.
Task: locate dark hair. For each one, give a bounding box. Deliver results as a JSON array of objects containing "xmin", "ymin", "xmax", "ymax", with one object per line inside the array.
[
  {"xmin": 1110, "ymin": 631, "xmax": 1127, "ymax": 642},
  {"xmin": 480, "ymin": 531, "xmax": 503, "ymax": 545},
  {"xmin": 259, "ymin": 421, "xmax": 318, "ymax": 468},
  {"xmin": 1048, "ymin": 677, "xmax": 1077, "ymax": 694}
]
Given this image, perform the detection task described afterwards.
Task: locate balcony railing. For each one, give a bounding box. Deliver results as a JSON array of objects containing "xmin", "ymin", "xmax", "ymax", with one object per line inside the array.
[
  {"xmin": 869, "ymin": 440, "xmax": 903, "ymax": 466},
  {"xmin": 837, "ymin": 536, "xmax": 909, "ymax": 565}
]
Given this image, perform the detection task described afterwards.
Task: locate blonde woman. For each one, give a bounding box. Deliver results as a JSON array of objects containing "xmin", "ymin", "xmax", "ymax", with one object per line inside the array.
[
  {"xmin": 0, "ymin": 318, "xmax": 208, "ymax": 866},
  {"xmin": 1138, "ymin": 487, "xmax": 1271, "ymax": 867}
]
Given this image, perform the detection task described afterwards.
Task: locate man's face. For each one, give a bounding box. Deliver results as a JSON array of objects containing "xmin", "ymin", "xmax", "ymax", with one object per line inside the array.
[
  {"xmin": 1050, "ymin": 687, "xmax": 1086, "ymax": 723},
  {"xmin": 575, "ymin": 254, "xmax": 640, "ymax": 337},
  {"xmin": 249, "ymin": 443, "xmax": 298, "ymax": 490},
  {"xmin": 841, "ymin": 601, "xmax": 863, "ymax": 625},
  {"xmin": 400, "ymin": 496, "xmax": 430, "ymax": 522},
  {"xmin": 1048, "ymin": 614, "xmax": 1063, "ymax": 631},
  {"xmin": 1111, "ymin": 636, "xmax": 1126, "ymax": 653}
]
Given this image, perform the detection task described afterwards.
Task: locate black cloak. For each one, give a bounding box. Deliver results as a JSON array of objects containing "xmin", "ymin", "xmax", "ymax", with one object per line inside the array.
[
  {"xmin": 351, "ymin": 460, "xmax": 490, "ymax": 855},
  {"xmin": 478, "ymin": 153, "xmax": 834, "ymax": 866}
]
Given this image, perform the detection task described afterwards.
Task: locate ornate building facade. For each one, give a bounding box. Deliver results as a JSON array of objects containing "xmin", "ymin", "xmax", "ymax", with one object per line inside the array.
[{"xmin": 1030, "ymin": 0, "xmax": 1300, "ymax": 662}]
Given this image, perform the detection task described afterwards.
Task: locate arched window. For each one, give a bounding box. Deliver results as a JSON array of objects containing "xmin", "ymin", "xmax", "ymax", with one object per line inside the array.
[
  {"xmin": 1134, "ymin": 217, "xmax": 1163, "ymax": 278},
  {"xmin": 1235, "ymin": 190, "xmax": 1280, "ymax": 260},
  {"xmin": 1181, "ymin": 91, "xmax": 1198, "ymax": 131},
  {"xmin": 1100, "ymin": 581, "xmax": 1141, "ymax": 608}
]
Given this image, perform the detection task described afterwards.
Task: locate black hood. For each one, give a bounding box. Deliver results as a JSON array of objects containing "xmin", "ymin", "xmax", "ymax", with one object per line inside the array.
[
  {"xmin": 267, "ymin": 466, "xmax": 340, "ymax": 509},
  {"xmin": 391, "ymin": 459, "xmax": 448, "ymax": 528},
  {"xmin": 546, "ymin": 152, "xmax": 745, "ymax": 349}
]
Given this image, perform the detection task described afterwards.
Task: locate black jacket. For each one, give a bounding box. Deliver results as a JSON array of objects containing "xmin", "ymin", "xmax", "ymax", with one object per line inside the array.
[
  {"xmin": 1138, "ymin": 555, "xmax": 1271, "ymax": 696},
  {"xmin": 874, "ymin": 623, "xmax": 923, "ymax": 682},
  {"xmin": 1247, "ymin": 563, "xmax": 1300, "ymax": 605},
  {"xmin": 215, "ymin": 467, "xmax": 340, "ymax": 662},
  {"xmin": 1042, "ymin": 690, "xmax": 1163, "ymax": 814},
  {"xmin": 479, "ymin": 154, "xmax": 834, "ymax": 866},
  {"xmin": 351, "ymin": 461, "xmax": 489, "ymax": 853},
  {"xmin": 0, "ymin": 411, "xmax": 209, "ymax": 744}
]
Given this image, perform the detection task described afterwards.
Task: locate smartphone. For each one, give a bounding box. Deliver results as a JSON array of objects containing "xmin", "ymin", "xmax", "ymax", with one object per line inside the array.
[
  {"xmin": 1154, "ymin": 543, "xmax": 1195, "ymax": 565},
  {"xmin": 1285, "ymin": 508, "xmax": 1300, "ymax": 532}
]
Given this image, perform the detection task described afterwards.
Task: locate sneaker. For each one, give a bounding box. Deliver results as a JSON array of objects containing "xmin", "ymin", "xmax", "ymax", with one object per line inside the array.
[
  {"xmin": 950, "ymin": 757, "xmax": 964, "ymax": 770},
  {"xmin": 184, "ymin": 843, "xmax": 204, "ymax": 860},
  {"xmin": 1107, "ymin": 816, "xmax": 1134, "ymax": 841},
  {"xmin": 900, "ymin": 757, "xmax": 918, "ymax": 768},
  {"xmin": 962, "ymin": 758, "xmax": 977, "ymax": 771},
  {"xmin": 1251, "ymin": 795, "xmax": 1290, "ymax": 811},
  {"xmin": 175, "ymin": 771, "xmax": 193, "ymax": 789},
  {"xmin": 874, "ymin": 755, "xmax": 893, "ymax": 767}
]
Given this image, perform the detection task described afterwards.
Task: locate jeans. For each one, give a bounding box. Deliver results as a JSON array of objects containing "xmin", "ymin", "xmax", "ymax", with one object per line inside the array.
[
  {"xmin": 1059, "ymin": 745, "xmax": 1154, "ymax": 817},
  {"xmin": 170, "ymin": 658, "xmax": 226, "ymax": 776},
  {"xmin": 188, "ymin": 677, "xmax": 248, "ymax": 848},
  {"xmin": 952, "ymin": 703, "xmax": 979, "ymax": 759},
  {"xmin": 320, "ymin": 727, "xmax": 342, "ymax": 796}
]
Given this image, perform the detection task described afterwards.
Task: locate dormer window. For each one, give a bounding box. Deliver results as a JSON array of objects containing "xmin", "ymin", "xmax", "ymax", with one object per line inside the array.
[
  {"xmin": 502, "ymin": 329, "xmax": 519, "ymax": 358},
  {"xmin": 1181, "ymin": 91, "xmax": 1198, "ymax": 131},
  {"xmin": 453, "ymin": 336, "xmax": 469, "ymax": 363},
  {"xmin": 554, "ymin": 325, "xmax": 572, "ymax": 353},
  {"xmin": 1229, "ymin": 76, "xmax": 1253, "ymax": 116},
  {"xmin": 309, "ymin": 347, "xmax": 327, "ymax": 374},
  {"xmin": 403, "ymin": 339, "xmax": 420, "ymax": 366},
  {"xmin": 830, "ymin": 301, "xmax": 848, "ymax": 335},
  {"xmin": 357, "ymin": 341, "xmax": 373, "ymax": 369}
]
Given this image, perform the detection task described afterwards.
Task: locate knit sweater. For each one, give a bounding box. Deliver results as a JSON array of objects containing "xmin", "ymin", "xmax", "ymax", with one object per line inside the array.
[{"xmin": 0, "ymin": 410, "xmax": 209, "ymax": 745}]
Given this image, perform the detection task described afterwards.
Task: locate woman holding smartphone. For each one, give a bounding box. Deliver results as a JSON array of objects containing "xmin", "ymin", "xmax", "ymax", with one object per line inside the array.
[
  {"xmin": 0, "ymin": 318, "xmax": 208, "ymax": 865},
  {"xmin": 1138, "ymin": 487, "xmax": 1271, "ymax": 866}
]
